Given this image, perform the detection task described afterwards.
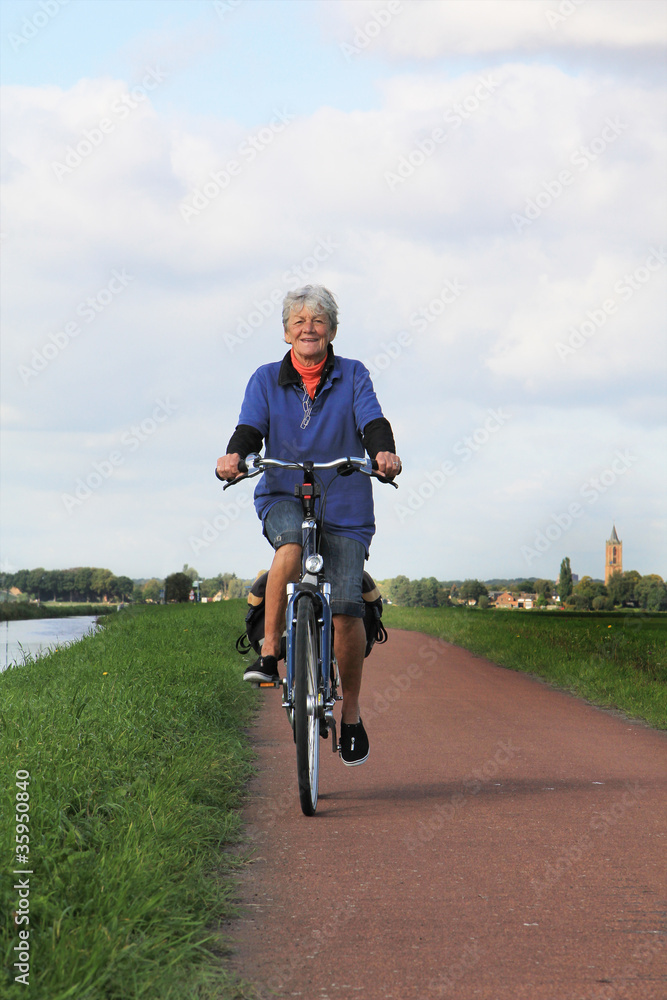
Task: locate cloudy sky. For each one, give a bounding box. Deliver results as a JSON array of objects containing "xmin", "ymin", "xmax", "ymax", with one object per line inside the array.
[{"xmin": 1, "ymin": 0, "xmax": 665, "ymax": 586}]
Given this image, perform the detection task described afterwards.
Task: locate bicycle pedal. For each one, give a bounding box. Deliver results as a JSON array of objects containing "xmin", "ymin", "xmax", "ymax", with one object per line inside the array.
[{"xmin": 252, "ymin": 680, "xmax": 281, "ymax": 689}]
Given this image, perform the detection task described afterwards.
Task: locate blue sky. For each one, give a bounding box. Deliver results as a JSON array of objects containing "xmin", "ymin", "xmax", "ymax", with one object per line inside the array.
[
  {"xmin": 1, "ymin": 0, "xmax": 407, "ymax": 121},
  {"xmin": 1, "ymin": 0, "xmax": 666, "ymax": 585}
]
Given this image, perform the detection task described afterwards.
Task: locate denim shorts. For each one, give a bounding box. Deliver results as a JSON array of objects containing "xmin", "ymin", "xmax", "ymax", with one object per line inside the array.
[{"xmin": 263, "ymin": 500, "xmax": 365, "ymax": 618}]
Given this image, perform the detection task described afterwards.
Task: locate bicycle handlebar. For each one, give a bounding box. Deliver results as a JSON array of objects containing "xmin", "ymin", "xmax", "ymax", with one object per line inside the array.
[{"xmin": 215, "ymin": 454, "xmax": 399, "ymax": 489}]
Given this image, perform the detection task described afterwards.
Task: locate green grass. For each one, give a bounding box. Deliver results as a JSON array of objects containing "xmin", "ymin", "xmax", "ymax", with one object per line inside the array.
[
  {"xmin": 383, "ymin": 605, "xmax": 667, "ymax": 730},
  {"xmin": 1, "ymin": 601, "xmax": 259, "ymax": 1000}
]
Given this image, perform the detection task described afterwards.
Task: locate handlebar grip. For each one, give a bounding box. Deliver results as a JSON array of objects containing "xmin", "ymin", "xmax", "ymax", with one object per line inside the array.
[
  {"xmin": 369, "ymin": 458, "xmax": 399, "ymax": 488},
  {"xmin": 214, "ymin": 458, "xmax": 248, "ymax": 482}
]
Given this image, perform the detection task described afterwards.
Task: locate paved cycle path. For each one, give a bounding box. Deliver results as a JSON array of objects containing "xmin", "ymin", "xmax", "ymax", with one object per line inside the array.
[{"xmin": 225, "ymin": 630, "xmax": 666, "ymax": 1000}]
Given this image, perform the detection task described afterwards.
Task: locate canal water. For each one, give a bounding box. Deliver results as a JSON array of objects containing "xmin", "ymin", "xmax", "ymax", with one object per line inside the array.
[{"xmin": 1, "ymin": 616, "xmax": 99, "ymax": 671}]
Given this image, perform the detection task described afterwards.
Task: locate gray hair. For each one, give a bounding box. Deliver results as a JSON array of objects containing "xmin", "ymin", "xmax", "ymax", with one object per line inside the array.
[{"xmin": 282, "ymin": 285, "xmax": 338, "ymax": 332}]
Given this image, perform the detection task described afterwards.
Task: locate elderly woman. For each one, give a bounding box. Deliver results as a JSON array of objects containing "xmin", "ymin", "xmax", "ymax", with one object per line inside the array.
[{"xmin": 217, "ymin": 285, "xmax": 401, "ymax": 765}]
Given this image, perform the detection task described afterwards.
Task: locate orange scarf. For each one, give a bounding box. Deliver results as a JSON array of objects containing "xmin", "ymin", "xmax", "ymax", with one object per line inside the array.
[{"xmin": 291, "ymin": 350, "xmax": 327, "ymax": 399}]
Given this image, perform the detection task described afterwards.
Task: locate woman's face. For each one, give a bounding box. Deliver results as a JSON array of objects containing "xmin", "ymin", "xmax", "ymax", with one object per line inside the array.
[{"xmin": 284, "ymin": 305, "xmax": 336, "ymax": 365}]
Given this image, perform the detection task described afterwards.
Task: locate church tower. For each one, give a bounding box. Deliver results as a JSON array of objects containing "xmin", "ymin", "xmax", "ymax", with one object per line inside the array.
[{"xmin": 605, "ymin": 525, "xmax": 622, "ymax": 584}]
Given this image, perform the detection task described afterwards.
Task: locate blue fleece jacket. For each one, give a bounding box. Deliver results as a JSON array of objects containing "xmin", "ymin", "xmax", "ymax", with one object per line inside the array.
[{"xmin": 236, "ymin": 351, "xmax": 386, "ymax": 553}]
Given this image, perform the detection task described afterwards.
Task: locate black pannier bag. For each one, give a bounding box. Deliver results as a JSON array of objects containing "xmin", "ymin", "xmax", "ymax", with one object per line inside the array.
[
  {"xmin": 235, "ymin": 572, "xmax": 280, "ymax": 658},
  {"xmin": 236, "ymin": 570, "xmax": 387, "ymax": 660},
  {"xmin": 360, "ymin": 572, "xmax": 388, "ymax": 657}
]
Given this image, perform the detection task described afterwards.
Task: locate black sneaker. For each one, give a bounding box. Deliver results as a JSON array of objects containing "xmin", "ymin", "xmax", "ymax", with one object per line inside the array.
[
  {"xmin": 243, "ymin": 655, "xmax": 279, "ymax": 684},
  {"xmin": 339, "ymin": 718, "xmax": 369, "ymax": 766}
]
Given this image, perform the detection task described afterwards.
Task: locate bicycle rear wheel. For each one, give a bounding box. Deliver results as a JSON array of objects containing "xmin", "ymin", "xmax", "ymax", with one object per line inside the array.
[{"xmin": 294, "ymin": 597, "xmax": 320, "ymax": 816}]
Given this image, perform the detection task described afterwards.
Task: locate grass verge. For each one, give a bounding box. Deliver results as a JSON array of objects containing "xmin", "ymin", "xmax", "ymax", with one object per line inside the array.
[
  {"xmin": 1, "ymin": 604, "xmax": 116, "ymax": 622},
  {"xmin": 382, "ymin": 605, "xmax": 666, "ymax": 730},
  {"xmin": 1, "ymin": 601, "xmax": 259, "ymax": 1000}
]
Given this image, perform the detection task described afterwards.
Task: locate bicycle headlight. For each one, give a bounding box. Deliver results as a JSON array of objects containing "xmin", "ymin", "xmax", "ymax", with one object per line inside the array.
[{"xmin": 305, "ymin": 554, "xmax": 324, "ymax": 574}]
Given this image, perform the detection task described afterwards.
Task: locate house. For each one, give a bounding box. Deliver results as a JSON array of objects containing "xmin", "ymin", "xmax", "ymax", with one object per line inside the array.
[{"xmin": 495, "ymin": 591, "xmax": 537, "ymax": 609}]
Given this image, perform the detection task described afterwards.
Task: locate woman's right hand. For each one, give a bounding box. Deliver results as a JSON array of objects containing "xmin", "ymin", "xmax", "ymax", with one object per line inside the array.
[{"xmin": 216, "ymin": 453, "xmax": 244, "ymax": 480}]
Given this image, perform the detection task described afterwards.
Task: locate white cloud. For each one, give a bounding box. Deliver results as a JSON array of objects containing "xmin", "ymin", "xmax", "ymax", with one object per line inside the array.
[{"xmin": 330, "ymin": 0, "xmax": 667, "ymax": 58}]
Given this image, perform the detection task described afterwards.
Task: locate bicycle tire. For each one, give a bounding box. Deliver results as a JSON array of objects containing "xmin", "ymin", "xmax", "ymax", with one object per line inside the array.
[{"xmin": 294, "ymin": 597, "xmax": 320, "ymax": 816}]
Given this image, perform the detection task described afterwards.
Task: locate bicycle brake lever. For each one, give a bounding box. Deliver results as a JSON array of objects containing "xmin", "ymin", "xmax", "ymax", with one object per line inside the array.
[
  {"xmin": 222, "ymin": 474, "xmax": 249, "ymax": 490},
  {"xmin": 373, "ymin": 472, "xmax": 399, "ymax": 488}
]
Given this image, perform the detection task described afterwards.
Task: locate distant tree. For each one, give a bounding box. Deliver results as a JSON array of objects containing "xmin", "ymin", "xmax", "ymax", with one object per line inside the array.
[
  {"xmin": 534, "ymin": 579, "xmax": 554, "ymax": 599},
  {"xmin": 592, "ymin": 596, "xmax": 614, "ymax": 611},
  {"xmin": 61, "ymin": 569, "xmax": 77, "ymax": 601},
  {"xmin": 200, "ymin": 578, "xmax": 219, "ymax": 599},
  {"xmin": 574, "ymin": 576, "xmax": 607, "ymax": 603},
  {"xmin": 478, "ymin": 594, "xmax": 489, "ymax": 609},
  {"xmin": 203, "ymin": 572, "xmax": 242, "ymax": 599},
  {"xmin": 182, "ymin": 564, "xmax": 199, "ymax": 582},
  {"xmin": 142, "ymin": 578, "xmax": 162, "ymax": 603},
  {"xmin": 460, "ymin": 579, "xmax": 489, "ymax": 603},
  {"xmin": 114, "ymin": 576, "xmax": 134, "ymax": 601},
  {"xmin": 420, "ymin": 577, "xmax": 444, "ymax": 607},
  {"xmin": 42, "ymin": 569, "xmax": 63, "ymax": 602},
  {"xmin": 389, "ymin": 575, "xmax": 412, "ymax": 606},
  {"xmin": 411, "ymin": 579, "xmax": 424, "ymax": 606},
  {"xmin": 165, "ymin": 572, "xmax": 192, "ymax": 602},
  {"xmin": 606, "ymin": 571, "xmax": 635, "ymax": 607},
  {"xmin": 634, "ymin": 574, "xmax": 667, "ymax": 611},
  {"xmin": 558, "ymin": 558, "xmax": 573, "ymax": 604},
  {"xmin": 74, "ymin": 567, "xmax": 93, "ymax": 601},
  {"xmin": 91, "ymin": 568, "xmax": 115, "ymax": 601},
  {"xmin": 12, "ymin": 570, "xmax": 30, "ymax": 595},
  {"xmin": 27, "ymin": 567, "xmax": 46, "ymax": 601},
  {"xmin": 227, "ymin": 577, "xmax": 246, "ymax": 599},
  {"xmin": 567, "ymin": 593, "xmax": 591, "ymax": 610}
]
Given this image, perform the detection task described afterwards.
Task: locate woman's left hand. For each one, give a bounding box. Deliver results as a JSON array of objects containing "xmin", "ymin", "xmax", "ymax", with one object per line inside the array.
[{"xmin": 374, "ymin": 452, "xmax": 402, "ymax": 478}]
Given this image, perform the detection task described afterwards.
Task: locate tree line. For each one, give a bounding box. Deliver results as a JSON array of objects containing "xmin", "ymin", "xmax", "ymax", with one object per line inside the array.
[
  {"xmin": 4, "ymin": 563, "xmax": 665, "ymax": 612},
  {"xmin": 2, "ymin": 567, "xmax": 134, "ymax": 603},
  {"xmin": 379, "ymin": 564, "xmax": 666, "ymax": 612},
  {"xmin": 0, "ymin": 565, "xmax": 255, "ymax": 605}
]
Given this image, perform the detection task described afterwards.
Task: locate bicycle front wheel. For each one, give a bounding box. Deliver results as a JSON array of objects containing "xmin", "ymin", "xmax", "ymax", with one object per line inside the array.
[{"xmin": 294, "ymin": 597, "xmax": 320, "ymax": 816}]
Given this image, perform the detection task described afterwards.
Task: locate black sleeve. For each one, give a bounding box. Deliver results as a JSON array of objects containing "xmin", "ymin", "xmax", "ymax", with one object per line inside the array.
[
  {"xmin": 362, "ymin": 417, "xmax": 396, "ymax": 459},
  {"xmin": 226, "ymin": 423, "xmax": 264, "ymax": 459}
]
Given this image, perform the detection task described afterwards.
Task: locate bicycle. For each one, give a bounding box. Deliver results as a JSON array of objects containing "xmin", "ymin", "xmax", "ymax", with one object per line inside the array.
[{"xmin": 217, "ymin": 454, "xmax": 397, "ymax": 816}]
